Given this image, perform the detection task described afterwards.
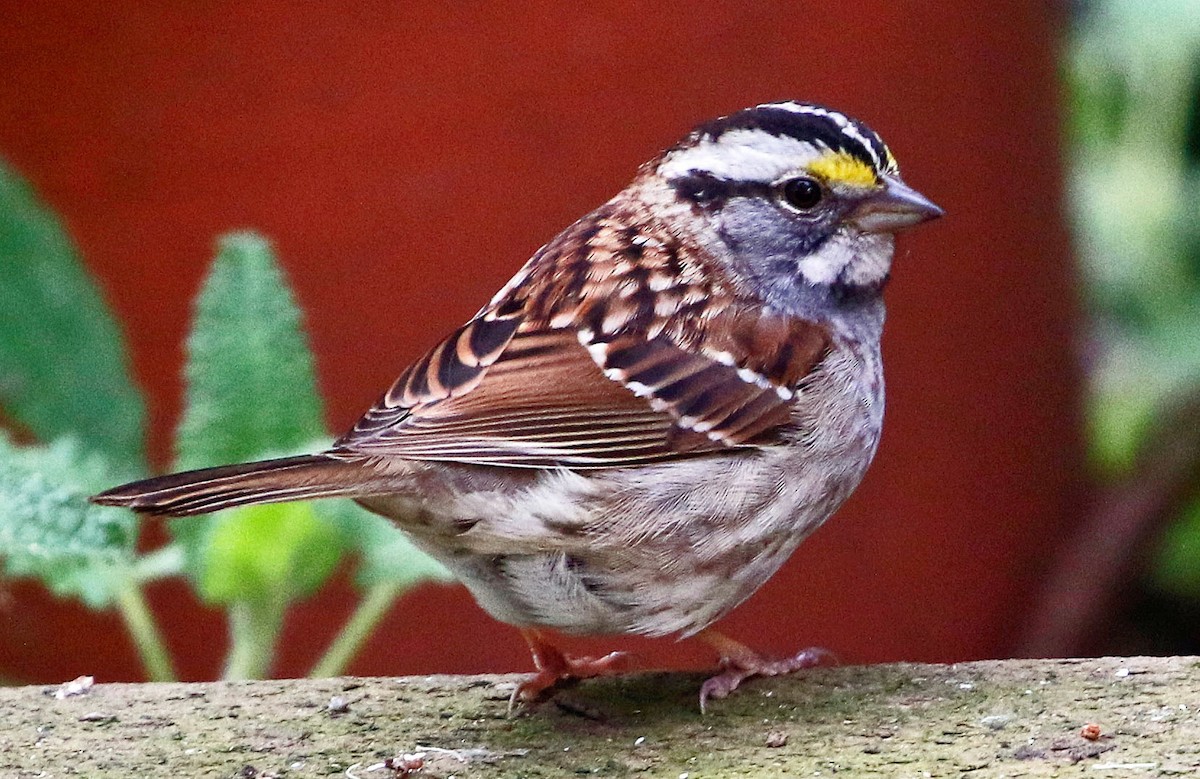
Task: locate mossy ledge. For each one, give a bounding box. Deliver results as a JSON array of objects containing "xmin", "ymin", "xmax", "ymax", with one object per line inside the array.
[{"xmin": 2, "ymin": 657, "xmax": 1197, "ymax": 777}]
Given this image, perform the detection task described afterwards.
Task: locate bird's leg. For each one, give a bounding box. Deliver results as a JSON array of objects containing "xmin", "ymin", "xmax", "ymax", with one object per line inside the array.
[
  {"xmin": 696, "ymin": 629, "xmax": 833, "ymax": 713},
  {"xmin": 509, "ymin": 629, "xmax": 634, "ymax": 711}
]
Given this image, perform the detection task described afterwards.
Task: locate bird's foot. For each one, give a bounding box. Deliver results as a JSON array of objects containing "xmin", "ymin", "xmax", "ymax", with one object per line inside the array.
[
  {"xmin": 509, "ymin": 629, "xmax": 635, "ymax": 713},
  {"xmin": 696, "ymin": 629, "xmax": 834, "ymax": 713}
]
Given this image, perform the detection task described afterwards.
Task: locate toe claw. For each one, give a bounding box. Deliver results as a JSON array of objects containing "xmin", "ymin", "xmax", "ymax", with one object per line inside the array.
[
  {"xmin": 508, "ymin": 641, "xmax": 638, "ymax": 714},
  {"xmin": 698, "ymin": 667, "xmax": 750, "ymax": 714},
  {"xmin": 695, "ymin": 630, "xmax": 833, "ymax": 713}
]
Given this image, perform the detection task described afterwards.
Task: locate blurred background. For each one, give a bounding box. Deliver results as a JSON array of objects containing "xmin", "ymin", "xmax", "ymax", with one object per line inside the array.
[{"xmin": 1, "ymin": 1, "xmax": 1197, "ymax": 684}]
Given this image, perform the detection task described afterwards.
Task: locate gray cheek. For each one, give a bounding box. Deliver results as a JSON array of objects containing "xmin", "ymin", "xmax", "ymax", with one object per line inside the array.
[
  {"xmin": 718, "ymin": 198, "xmax": 829, "ymax": 258},
  {"xmin": 715, "ymin": 199, "xmax": 836, "ymax": 313}
]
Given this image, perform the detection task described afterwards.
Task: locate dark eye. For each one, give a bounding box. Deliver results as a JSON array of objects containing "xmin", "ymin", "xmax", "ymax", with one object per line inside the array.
[{"xmin": 780, "ymin": 177, "xmax": 823, "ymax": 211}]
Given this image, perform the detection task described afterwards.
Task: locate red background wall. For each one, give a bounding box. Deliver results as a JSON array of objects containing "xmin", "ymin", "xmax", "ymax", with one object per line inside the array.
[{"xmin": 0, "ymin": 2, "xmax": 1080, "ymax": 682}]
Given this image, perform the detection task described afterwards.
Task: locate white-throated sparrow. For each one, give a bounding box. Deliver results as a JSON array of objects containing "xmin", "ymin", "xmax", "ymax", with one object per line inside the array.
[{"xmin": 95, "ymin": 101, "xmax": 942, "ymax": 709}]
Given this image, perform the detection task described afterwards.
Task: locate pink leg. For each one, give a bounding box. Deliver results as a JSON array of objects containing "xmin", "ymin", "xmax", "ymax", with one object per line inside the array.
[
  {"xmin": 696, "ymin": 629, "xmax": 833, "ymax": 713},
  {"xmin": 509, "ymin": 629, "xmax": 634, "ymax": 711}
]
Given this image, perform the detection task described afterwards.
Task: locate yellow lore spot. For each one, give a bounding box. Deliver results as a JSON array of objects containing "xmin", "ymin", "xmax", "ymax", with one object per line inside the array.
[
  {"xmin": 806, "ymin": 151, "xmax": 878, "ymax": 188},
  {"xmin": 884, "ymin": 147, "xmax": 899, "ymax": 173}
]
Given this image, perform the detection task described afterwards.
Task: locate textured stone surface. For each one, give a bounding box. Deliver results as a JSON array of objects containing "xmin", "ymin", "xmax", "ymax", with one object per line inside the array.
[{"xmin": 2, "ymin": 657, "xmax": 1195, "ymax": 778}]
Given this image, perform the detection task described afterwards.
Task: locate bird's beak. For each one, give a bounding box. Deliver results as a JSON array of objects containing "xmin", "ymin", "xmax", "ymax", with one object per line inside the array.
[{"xmin": 848, "ymin": 176, "xmax": 944, "ymax": 234}]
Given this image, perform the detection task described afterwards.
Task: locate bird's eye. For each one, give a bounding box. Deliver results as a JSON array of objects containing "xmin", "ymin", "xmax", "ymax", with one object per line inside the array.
[{"xmin": 780, "ymin": 177, "xmax": 823, "ymax": 211}]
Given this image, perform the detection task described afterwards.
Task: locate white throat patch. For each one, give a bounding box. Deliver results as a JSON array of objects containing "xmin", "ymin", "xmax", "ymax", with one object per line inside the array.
[{"xmin": 796, "ymin": 232, "xmax": 894, "ymax": 288}]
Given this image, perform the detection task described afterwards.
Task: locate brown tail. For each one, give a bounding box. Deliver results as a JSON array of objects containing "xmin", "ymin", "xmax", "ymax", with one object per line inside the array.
[{"xmin": 91, "ymin": 453, "xmax": 378, "ymax": 516}]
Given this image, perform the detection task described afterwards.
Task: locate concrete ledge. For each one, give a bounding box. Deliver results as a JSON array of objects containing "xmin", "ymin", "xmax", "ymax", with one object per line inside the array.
[{"xmin": 2, "ymin": 656, "xmax": 1196, "ymax": 777}]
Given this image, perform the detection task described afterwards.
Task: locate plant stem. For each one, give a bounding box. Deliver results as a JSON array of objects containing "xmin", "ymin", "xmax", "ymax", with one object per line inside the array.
[
  {"xmin": 115, "ymin": 580, "xmax": 176, "ymax": 682},
  {"xmin": 134, "ymin": 544, "xmax": 185, "ymax": 582},
  {"xmin": 308, "ymin": 582, "xmax": 402, "ymax": 678},
  {"xmin": 223, "ymin": 598, "xmax": 284, "ymax": 680}
]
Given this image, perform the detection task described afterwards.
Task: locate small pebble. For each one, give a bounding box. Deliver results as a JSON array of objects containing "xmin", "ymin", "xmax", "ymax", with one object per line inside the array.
[
  {"xmin": 1081, "ymin": 722, "xmax": 1102, "ymax": 741},
  {"xmin": 980, "ymin": 714, "xmax": 1013, "ymax": 731},
  {"xmin": 765, "ymin": 731, "xmax": 788, "ymax": 748},
  {"xmin": 77, "ymin": 712, "xmax": 115, "ymax": 723},
  {"xmin": 54, "ymin": 675, "xmax": 94, "ymax": 700}
]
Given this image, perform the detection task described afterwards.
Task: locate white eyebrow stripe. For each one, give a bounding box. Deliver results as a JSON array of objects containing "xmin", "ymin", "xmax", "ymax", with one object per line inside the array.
[{"xmin": 657, "ymin": 130, "xmax": 824, "ymax": 183}]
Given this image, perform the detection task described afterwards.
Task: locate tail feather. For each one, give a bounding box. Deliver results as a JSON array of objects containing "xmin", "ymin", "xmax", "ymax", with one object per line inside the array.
[{"xmin": 91, "ymin": 453, "xmax": 376, "ymax": 516}]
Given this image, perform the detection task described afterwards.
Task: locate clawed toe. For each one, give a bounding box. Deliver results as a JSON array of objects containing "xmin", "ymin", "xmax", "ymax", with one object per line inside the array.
[
  {"xmin": 696, "ymin": 630, "xmax": 833, "ymax": 713},
  {"xmin": 509, "ymin": 630, "xmax": 636, "ymax": 713},
  {"xmin": 699, "ymin": 665, "xmax": 754, "ymax": 713}
]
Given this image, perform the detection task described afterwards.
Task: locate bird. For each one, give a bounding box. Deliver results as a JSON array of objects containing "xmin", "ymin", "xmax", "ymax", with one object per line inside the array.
[{"xmin": 94, "ymin": 101, "xmax": 943, "ymax": 711}]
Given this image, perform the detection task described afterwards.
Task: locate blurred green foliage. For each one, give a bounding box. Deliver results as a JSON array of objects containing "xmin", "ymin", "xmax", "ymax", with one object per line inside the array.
[
  {"xmin": 1066, "ymin": 0, "xmax": 1200, "ymax": 597},
  {"xmin": 0, "ymin": 162, "xmax": 451, "ymax": 682},
  {"xmin": 0, "ymin": 434, "xmax": 135, "ymax": 608},
  {"xmin": 176, "ymin": 234, "xmax": 325, "ymax": 472},
  {"xmin": 0, "ymin": 157, "xmax": 146, "ymax": 476},
  {"xmin": 0, "ymin": 158, "xmax": 145, "ymax": 613}
]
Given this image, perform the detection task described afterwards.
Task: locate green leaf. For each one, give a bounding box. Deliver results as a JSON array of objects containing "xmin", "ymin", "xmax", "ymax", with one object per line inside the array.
[
  {"xmin": 193, "ymin": 502, "xmax": 345, "ymax": 605},
  {"xmin": 170, "ymin": 235, "xmax": 335, "ymax": 610},
  {"xmin": 1153, "ymin": 498, "xmax": 1200, "ymax": 598},
  {"xmin": 175, "ymin": 232, "xmax": 325, "ymax": 471},
  {"xmin": 0, "ymin": 158, "xmax": 146, "ymax": 474},
  {"xmin": 318, "ymin": 500, "xmax": 453, "ymax": 589},
  {"xmin": 167, "ymin": 233, "xmax": 449, "ymax": 625},
  {"xmin": 0, "ymin": 433, "xmax": 136, "ymax": 608}
]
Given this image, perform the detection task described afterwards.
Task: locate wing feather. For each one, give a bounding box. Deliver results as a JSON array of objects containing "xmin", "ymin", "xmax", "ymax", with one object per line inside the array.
[{"xmin": 335, "ymin": 205, "xmax": 832, "ymax": 467}]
